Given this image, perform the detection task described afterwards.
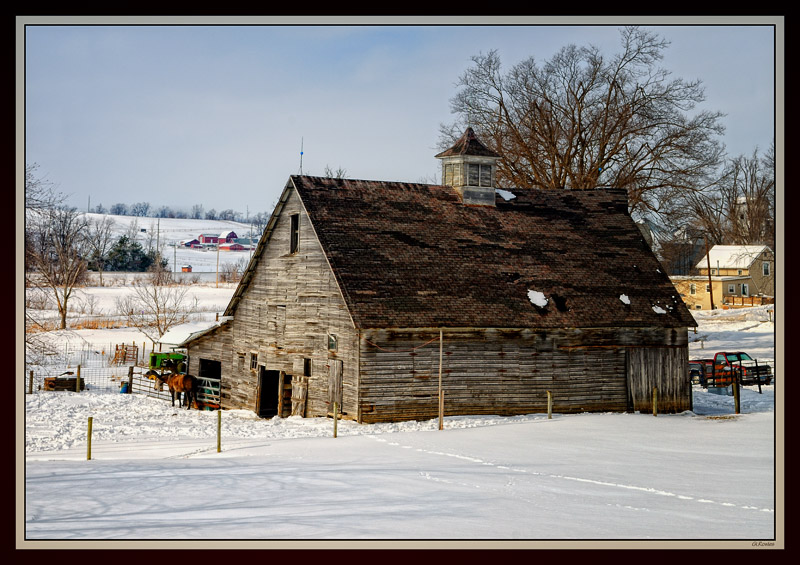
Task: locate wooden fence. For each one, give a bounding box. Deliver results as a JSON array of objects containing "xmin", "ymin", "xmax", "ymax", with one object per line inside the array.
[{"xmin": 722, "ymin": 296, "xmax": 774, "ymax": 308}]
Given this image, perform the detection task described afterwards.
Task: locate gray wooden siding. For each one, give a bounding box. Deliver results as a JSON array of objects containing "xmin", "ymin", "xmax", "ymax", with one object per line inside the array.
[
  {"xmin": 192, "ymin": 187, "xmax": 359, "ymax": 417},
  {"xmin": 627, "ymin": 346, "xmax": 691, "ymax": 413},
  {"xmin": 358, "ymin": 327, "xmax": 689, "ymax": 423}
]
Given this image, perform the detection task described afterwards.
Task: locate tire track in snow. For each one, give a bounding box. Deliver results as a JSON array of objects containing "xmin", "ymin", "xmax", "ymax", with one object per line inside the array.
[{"xmin": 368, "ymin": 436, "xmax": 773, "ymax": 515}]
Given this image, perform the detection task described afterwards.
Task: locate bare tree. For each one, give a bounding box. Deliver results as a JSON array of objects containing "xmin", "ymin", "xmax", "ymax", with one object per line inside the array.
[
  {"xmin": 85, "ymin": 215, "xmax": 116, "ymax": 286},
  {"xmin": 110, "ymin": 202, "xmax": 128, "ymax": 215},
  {"xmin": 324, "ymin": 165, "xmax": 348, "ymax": 178},
  {"xmin": 723, "ymin": 146, "xmax": 775, "ymax": 248},
  {"xmin": 218, "ymin": 209, "xmax": 237, "ymax": 221},
  {"xmin": 130, "ymin": 201, "xmax": 151, "ymax": 217},
  {"xmin": 25, "ymin": 163, "xmax": 64, "ymax": 211},
  {"xmin": 688, "ymin": 144, "xmax": 775, "ymax": 249},
  {"xmin": 190, "ymin": 204, "xmax": 204, "ymax": 219},
  {"xmin": 116, "ymin": 271, "xmax": 197, "ymax": 343},
  {"xmin": 442, "ymin": 26, "xmax": 725, "ymax": 223},
  {"xmin": 25, "ymin": 206, "xmax": 90, "ymax": 330}
]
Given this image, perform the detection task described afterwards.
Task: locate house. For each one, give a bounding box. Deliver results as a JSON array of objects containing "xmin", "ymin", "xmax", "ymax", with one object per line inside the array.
[
  {"xmin": 670, "ymin": 245, "xmax": 775, "ymax": 310},
  {"xmin": 180, "ymin": 128, "xmax": 697, "ymax": 423}
]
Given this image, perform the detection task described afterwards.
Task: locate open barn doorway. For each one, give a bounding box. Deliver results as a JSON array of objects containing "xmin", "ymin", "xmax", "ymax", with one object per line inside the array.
[{"xmin": 257, "ymin": 368, "xmax": 280, "ymax": 418}]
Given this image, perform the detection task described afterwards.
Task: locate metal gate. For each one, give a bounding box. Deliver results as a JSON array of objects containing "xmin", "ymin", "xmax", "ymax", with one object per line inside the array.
[{"xmin": 195, "ymin": 376, "xmax": 221, "ymax": 410}]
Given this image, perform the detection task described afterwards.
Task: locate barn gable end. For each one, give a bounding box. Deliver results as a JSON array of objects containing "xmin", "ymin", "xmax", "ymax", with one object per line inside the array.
[{"xmin": 186, "ymin": 181, "xmax": 360, "ymax": 419}]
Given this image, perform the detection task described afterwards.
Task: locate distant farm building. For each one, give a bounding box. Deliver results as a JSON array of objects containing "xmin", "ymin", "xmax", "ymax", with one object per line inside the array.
[
  {"xmin": 198, "ymin": 233, "xmax": 219, "ymax": 245},
  {"xmin": 219, "ymin": 242, "xmax": 246, "ymax": 252}
]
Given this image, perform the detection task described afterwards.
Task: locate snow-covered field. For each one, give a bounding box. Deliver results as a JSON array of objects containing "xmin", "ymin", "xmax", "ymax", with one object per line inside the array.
[{"xmin": 20, "ymin": 281, "xmax": 782, "ymax": 547}]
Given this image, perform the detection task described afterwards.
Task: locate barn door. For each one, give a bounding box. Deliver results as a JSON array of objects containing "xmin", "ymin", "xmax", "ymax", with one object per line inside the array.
[
  {"xmin": 328, "ymin": 359, "xmax": 343, "ymax": 413},
  {"xmin": 291, "ymin": 376, "xmax": 308, "ymax": 417},
  {"xmin": 257, "ymin": 368, "xmax": 280, "ymax": 417}
]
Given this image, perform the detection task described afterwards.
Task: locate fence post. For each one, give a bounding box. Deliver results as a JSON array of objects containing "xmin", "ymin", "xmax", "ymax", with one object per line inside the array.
[
  {"xmin": 333, "ymin": 402, "xmax": 338, "ymax": 438},
  {"xmin": 76, "ymin": 365, "xmax": 81, "ymax": 392},
  {"xmin": 438, "ymin": 329, "xmax": 443, "ymax": 431},
  {"xmin": 87, "ymin": 416, "xmax": 93, "ymax": 460},
  {"xmin": 127, "ymin": 366, "xmax": 134, "ymax": 393},
  {"xmin": 733, "ymin": 372, "xmax": 741, "ymax": 414},
  {"xmin": 652, "ymin": 387, "xmax": 658, "ymax": 417},
  {"xmin": 217, "ymin": 410, "xmax": 221, "ymax": 453},
  {"xmin": 547, "ymin": 390, "xmax": 553, "ymax": 419},
  {"xmin": 28, "ymin": 371, "xmax": 34, "ymax": 395}
]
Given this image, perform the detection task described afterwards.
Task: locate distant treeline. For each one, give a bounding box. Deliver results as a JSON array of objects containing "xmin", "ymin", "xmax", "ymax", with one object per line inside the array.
[{"xmin": 91, "ymin": 201, "xmax": 271, "ymax": 225}]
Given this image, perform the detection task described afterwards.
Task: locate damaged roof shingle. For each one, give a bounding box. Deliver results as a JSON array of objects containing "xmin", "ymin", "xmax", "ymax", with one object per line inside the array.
[{"xmin": 287, "ymin": 175, "xmax": 695, "ymax": 330}]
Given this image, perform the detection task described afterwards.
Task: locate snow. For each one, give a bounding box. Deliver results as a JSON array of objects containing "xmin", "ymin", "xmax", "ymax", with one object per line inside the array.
[
  {"xmin": 527, "ymin": 289, "xmax": 548, "ymax": 308},
  {"xmin": 21, "ymin": 283, "xmax": 781, "ymax": 545},
  {"xmin": 652, "ymin": 305, "xmax": 667, "ymax": 314},
  {"xmin": 620, "ymin": 294, "xmax": 630, "ymax": 305},
  {"xmin": 495, "ymin": 188, "xmax": 516, "ymax": 201}
]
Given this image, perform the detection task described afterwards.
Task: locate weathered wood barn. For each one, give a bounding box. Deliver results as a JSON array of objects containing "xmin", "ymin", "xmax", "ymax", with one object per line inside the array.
[{"xmin": 182, "ymin": 128, "xmax": 697, "ymax": 423}]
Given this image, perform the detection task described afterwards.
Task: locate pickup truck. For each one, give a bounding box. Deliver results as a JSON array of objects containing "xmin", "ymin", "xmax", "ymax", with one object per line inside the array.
[{"xmin": 689, "ymin": 352, "xmax": 772, "ymax": 387}]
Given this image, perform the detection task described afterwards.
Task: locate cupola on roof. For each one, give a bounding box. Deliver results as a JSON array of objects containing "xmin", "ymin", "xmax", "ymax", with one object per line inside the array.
[
  {"xmin": 434, "ymin": 127, "xmax": 501, "ymax": 159},
  {"xmin": 436, "ymin": 127, "xmax": 500, "ymax": 206}
]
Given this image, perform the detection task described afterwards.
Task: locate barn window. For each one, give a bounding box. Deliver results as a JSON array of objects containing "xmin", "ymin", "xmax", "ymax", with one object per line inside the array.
[
  {"xmin": 238, "ymin": 353, "xmax": 246, "ymax": 371},
  {"xmin": 762, "ymin": 262, "xmax": 770, "ymax": 276},
  {"xmin": 328, "ymin": 334, "xmax": 338, "ymax": 352},
  {"xmin": 444, "ymin": 163, "xmax": 454, "ymax": 186},
  {"xmin": 289, "ymin": 214, "xmax": 299, "ymax": 254},
  {"xmin": 468, "ymin": 163, "xmax": 493, "ymax": 187},
  {"xmin": 250, "ymin": 352, "xmax": 258, "ymax": 371},
  {"xmin": 689, "ymin": 283, "xmax": 696, "ymax": 295},
  {"xmin": 303, "ymin": 358, "xmax": 312, "ymax": 377}
]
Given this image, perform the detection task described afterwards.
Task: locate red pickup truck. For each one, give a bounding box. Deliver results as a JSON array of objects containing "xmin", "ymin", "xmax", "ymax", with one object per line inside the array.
[{"xmin": 689, "ymin": 352, "xmax": 772, "ymax": 387}]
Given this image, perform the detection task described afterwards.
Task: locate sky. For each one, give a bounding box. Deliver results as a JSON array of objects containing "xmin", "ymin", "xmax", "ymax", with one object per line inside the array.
[{"xmin": 19, "ymin": 16, "xmax": 781, "ymax": 217}]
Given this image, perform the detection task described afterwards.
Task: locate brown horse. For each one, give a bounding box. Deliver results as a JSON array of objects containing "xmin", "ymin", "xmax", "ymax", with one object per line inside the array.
[{"xmin": 155, "ymin": 370, "xmax": 197, "ymax": 410}]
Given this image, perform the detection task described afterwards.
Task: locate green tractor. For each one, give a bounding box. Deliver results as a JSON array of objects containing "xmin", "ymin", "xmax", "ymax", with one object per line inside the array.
[{"xmin": 148, "ymin": 351, "xmax": 187, "ymax": 374}]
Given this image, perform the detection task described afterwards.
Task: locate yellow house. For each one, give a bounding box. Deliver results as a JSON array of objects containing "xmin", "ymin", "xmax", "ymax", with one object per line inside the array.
[{"xmin": 670, "ymin": 245, "xmax": 775, "ymax": 310}]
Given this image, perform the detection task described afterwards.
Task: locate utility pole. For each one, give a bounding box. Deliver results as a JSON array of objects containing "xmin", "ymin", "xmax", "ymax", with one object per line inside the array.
[{"xmin": 705, "ymin": 238, "xmax": 715, "ymax": 310}]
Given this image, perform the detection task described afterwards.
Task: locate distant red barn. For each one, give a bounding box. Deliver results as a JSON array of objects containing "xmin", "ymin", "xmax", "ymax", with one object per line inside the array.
[{"xmin": 219, "ymin": 242, "xmax": 246, "ymax": 251}]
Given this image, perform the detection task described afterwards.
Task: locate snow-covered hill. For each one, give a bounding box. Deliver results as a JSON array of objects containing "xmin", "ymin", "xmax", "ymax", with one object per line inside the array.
[{"xmin": 82, "ymin": 212, "xmax": 262, "ymax": 273}]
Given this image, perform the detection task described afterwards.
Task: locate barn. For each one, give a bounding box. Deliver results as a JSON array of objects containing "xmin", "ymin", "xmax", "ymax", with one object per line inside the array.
[{"xmin": 182, "ymin": 128, "xmax": 696, "ymax": 423}]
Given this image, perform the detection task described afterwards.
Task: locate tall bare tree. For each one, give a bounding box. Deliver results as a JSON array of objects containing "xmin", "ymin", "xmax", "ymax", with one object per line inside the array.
[
  {"xmin": 442, "ymin": 26, "xmax": 725, "ymax": 222},
  {"xmin": 688, "ymin": 144, "xmax": 775, "ymax": 249},
  {"xmin": 115, "ymin": 268, "xmax": 197, "ymax": 343},
  {"xmin": 25, "ymin": 163, "xmax": 63, "ymax": 211},
  {"xmin": 26, "ymin": 206, "xmax": 90, "ymax": 330},
  {"xmin": 85, "ymin": 215, "xmax": 115, "ymax": 286}
]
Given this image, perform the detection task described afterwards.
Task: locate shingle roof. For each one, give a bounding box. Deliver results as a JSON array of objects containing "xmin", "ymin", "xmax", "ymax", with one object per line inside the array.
[
  {"xmin": 434, "ymin": 127, "xmax": 501, "ymax": 158},
  {"xmin": 291, "ymin": 176, "xmax": 696, "ymax": 329}
]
